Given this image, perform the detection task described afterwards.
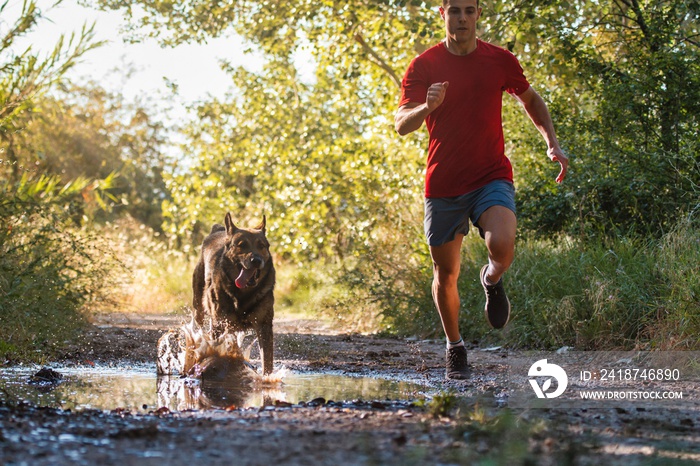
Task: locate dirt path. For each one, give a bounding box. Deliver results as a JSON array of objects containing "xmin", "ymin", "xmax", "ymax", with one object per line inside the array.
[{"xmin": 1, "ymin": 313, "xmax": 699, "ymax": 465}]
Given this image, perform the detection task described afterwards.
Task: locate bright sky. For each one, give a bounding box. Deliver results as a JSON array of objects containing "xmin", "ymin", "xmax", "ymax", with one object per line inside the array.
[{"xmin": 3, "ymin": 0, "xmax": 264, "ymax": 115}]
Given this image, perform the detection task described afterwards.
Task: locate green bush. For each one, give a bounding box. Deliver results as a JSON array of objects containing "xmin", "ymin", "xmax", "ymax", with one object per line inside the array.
[
  {"xmin": 0, "ymin": 175, "xmax": 119, "ymax": 362},
  {"xmin": 503, "ymin": 217, "xmax": 699, "ymax": 350},
  {"xmin": 351, "ymin": 216, "xmax": 699, "ymax": 350}
]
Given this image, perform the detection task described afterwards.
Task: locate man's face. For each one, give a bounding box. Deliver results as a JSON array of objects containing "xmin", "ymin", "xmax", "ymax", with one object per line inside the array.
[{"xmin": 440, "ymin": 0, "xmax": 481, "ymax": 44}]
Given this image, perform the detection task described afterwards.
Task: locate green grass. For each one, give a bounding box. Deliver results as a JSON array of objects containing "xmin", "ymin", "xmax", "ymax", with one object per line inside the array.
[
  {"xmin": 93, "ymin": 216, "xmax": 196, "ymax": 316},
  {"xmin": 500, "ymin": 218, "xmax": 700, "ymax": 350},
  {"xmin": 1, "ymin": 200, "xmax": 115, "ymax": 362},
  {"xmin": 354, "ymin": 217, "xmax": 699, "ymax": 350}
]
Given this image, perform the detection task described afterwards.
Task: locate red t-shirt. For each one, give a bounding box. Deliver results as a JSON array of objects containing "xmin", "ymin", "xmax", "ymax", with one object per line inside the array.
[{"xmin": 399, "ymin": 39, "xmax": 530, "ymax": 198}]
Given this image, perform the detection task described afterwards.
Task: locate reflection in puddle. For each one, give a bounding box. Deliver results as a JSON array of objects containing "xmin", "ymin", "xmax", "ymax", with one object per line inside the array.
[{"xmin": 0, "ymin": 366, "xmax": 427, "ymax": 411}]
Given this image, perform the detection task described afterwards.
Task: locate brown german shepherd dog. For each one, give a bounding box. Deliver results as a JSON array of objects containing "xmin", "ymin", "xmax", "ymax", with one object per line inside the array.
[{"xmin": 192, "ymin": 213, "xmax": 275, "ymax": 375}]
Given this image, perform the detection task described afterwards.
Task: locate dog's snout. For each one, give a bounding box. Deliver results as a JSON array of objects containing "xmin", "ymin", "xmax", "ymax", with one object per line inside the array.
[{"xmin": 250, "ymin": 255, "xmax": 264, "ymax": 267}]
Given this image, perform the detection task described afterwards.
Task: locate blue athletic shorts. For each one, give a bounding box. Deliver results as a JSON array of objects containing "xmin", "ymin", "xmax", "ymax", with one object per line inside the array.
[{"xmin": 424, "ymin": 179, "xmax": 516, "ymax": 246}]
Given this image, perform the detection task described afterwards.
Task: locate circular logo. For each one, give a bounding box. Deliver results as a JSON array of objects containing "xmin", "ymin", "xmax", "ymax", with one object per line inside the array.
[{"xmin": 528, "ymin": 359, "xmax": 568, "ymax": 399}]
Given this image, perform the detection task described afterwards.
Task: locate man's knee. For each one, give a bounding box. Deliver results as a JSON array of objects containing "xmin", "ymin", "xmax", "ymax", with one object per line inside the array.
[
  {"xmin": 429, "ymin": 235, "xmax": 463, "ymax": 282},
  {"xmin": 486, "ymin": 232, "xmax": 515, "ymax": 258},
  {"xmin": 433, "ymin": 263, "xmax": 459, "ymax": 288},
  {"xmin": 478, "ymin": 207, "xmax": 516, "ymax": 257}
]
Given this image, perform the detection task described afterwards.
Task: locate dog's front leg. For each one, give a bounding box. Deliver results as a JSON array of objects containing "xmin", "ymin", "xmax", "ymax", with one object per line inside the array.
[
  {"xmin": 256, "ymin": 321, "xmax": 274, "ymax": 375},
  {"xmin": 209, "ymin": 290, "xmax": 234, "ymax": 338}
]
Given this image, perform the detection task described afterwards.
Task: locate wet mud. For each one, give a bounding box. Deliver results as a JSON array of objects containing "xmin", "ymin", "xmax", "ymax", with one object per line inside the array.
[{"xmin": 1, "ymin": 313, "xmax": 699, "ymax": 465}]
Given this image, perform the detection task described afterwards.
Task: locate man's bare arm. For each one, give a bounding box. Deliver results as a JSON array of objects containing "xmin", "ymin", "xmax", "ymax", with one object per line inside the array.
[
  {"xmin": 395, "ymin": 81, "xmax": 449, "ymax": 136},
  {"xmin": 514, "ymin": 86, "xmax": 569, "ymax": 183},
  {"xmin": 395, "ymin": 102, "xmax": 430, "ymax": 135}
]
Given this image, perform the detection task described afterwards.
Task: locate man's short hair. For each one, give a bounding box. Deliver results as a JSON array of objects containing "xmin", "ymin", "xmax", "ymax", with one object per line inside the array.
[{"xmin": 442, "ymin": 0, "xmax": 480, "ymax": 7}]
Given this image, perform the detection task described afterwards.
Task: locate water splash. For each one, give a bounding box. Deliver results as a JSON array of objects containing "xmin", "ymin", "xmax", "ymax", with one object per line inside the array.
[
  {"xmin": 157, "ymin": 320, "xmax": 276, "ymax": 382},
  {"xmin": 154, "ymin": 319, "xmax": 291, "ymax": 409}
]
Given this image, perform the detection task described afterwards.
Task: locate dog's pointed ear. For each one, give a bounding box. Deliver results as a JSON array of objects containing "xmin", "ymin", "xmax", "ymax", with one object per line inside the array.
[
  {"xmin": 255, "ymin": 215, "xmax": 266, "ymax": 232},
  {"xmin": 224, "ymin": 213, "xmax": 238, "ymax": 236}
]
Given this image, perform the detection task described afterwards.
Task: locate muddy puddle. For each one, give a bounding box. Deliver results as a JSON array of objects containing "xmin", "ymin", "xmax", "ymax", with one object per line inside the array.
[{"xmin": 0, "ymin": 365, "xmax": 429, "ymax": 412}]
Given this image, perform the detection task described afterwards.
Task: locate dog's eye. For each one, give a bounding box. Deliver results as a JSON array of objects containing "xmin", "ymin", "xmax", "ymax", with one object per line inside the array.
[
  {"xmin": 236, "ymin": 241, "xmax": 248, "ymax": 249},
  {"xmin": 257, "ymin": 241, "xmax": 267, "ymax": 249}
]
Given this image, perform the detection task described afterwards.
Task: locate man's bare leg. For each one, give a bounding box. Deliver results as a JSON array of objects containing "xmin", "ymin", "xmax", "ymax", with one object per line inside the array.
[
  {"xmin": 430, "ymin": 233, "xmax": 470, "ymax": 379},
  {"xmin": 477, "ymin": 206, "xmax": 516, "ymax": 283},
  {"xmin": 477, "ymin": 206, "xmax": 516, "ymax": 328},
  {"xmin": 430, "ymin": 233, "xmax": 465, "ymax": 343}
]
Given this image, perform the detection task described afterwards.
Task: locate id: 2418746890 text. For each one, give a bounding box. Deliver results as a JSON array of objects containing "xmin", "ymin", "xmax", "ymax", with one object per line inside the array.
[{"xmin": 580, "ymin": 368, "xmax": 680, "ymax": 382}]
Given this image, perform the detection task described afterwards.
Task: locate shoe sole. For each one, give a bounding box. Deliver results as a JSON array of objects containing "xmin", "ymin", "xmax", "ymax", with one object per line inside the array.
[{"xmin": 445, "ymin": 370, "xmax": 470, "ymax": 380}]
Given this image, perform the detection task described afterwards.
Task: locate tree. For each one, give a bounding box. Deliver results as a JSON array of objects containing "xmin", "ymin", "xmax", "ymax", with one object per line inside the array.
[
  {"xmin": 483, "ymin": 0, "xmax": 700, "ymax": 236},
  {"xmin": 15, "ymin": 81, "xmax": 172, "ymax": 229},
  {"xmin": 87, "ymin": 0, "xmax": 700, "ymax": 341},
  {"xmin": 163, "ymin": 58, "xmax": 424, "ymax": 261},
  {"xmin": 1, "ymin": 0, "xmax": 103, "ymax": 182},
  {"xmin": 91, "ymin": 0, "xmax": 438, "ymax": 259},
  {"xmin": 95, "ymin": 0, "xmax": 700, "ymax": 242}
]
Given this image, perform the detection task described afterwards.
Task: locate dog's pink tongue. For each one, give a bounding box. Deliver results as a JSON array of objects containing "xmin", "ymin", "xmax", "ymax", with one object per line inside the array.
[{"xmin": 235, "ymin": 268, "xmax": 254, "ymax": 289}]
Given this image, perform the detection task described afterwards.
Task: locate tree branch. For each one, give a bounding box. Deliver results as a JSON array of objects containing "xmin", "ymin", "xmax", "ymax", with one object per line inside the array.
[
  {"xmin": 353, "ymin": 32, "xmax": 402, "ymax": 89},
  {"xmin": 629, "ymin": 0, "xmax": 656, "ymax": 48},
  {"xmin": 683, "ymin": 36, "xmax": 700, "ymax": 48}
]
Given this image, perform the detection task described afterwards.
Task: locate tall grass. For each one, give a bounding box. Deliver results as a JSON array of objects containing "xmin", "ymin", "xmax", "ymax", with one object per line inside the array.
[
  {"xmin": 352, "ymin": 217, "xmax": 699, "ymax": 350},
  {"xmin": 503, "ymin": 236, "xmax": 663, "ymax": 349},
  {"xmin": 0, "ymin": 176, "xmax": 119, "ymax": 362},
  {"xmin": 93, "ymin": 216, "xmax": 195, "ymax": 316},
  {"xmin": 0, "ymin": 175, "xmax": 195, "ymax": 363},
  {"xmin": 503, "ymin": 217, "xmax": 699, "ymax": 349},
  {"xmin": 335, "ymin": 215, "xmax": 437, "ymax": 335}
]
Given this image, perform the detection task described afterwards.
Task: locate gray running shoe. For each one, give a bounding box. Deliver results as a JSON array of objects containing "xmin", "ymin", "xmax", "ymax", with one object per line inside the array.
[
  {"xmin": 445, "ymin": 346, "xmax": 469, "ymax": 380},
  {"xmin": 481, "ymin": 264, "xmax": 511, "ymax": 329}
]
